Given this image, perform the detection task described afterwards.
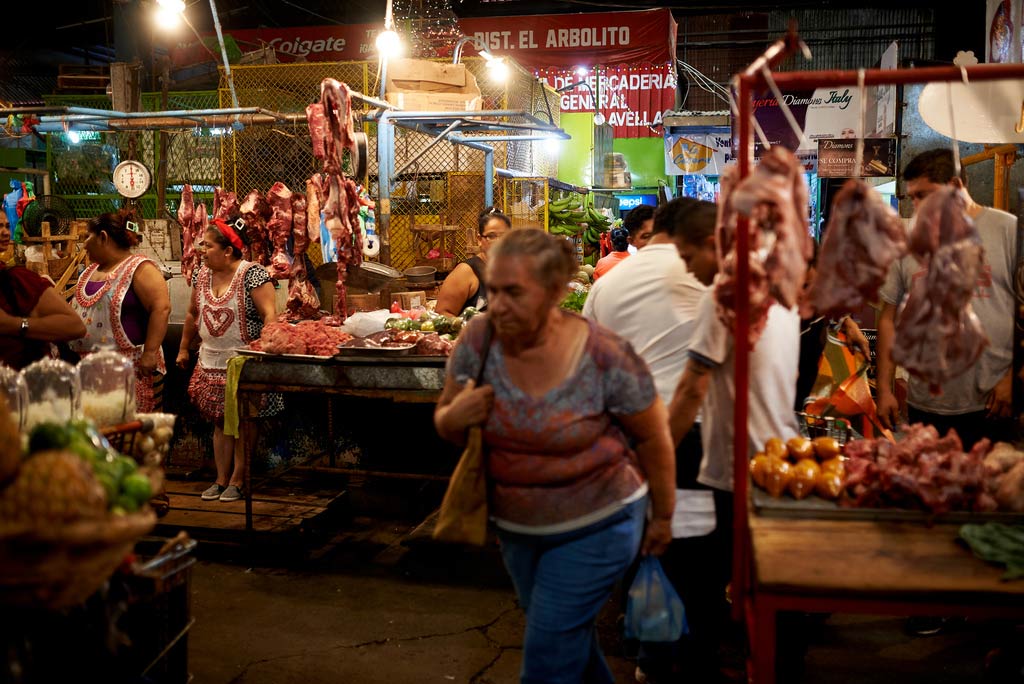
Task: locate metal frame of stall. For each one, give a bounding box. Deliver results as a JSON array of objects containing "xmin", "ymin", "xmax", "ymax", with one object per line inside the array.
[
  {"xmin": 730, "ymin": 29, "xmax": 1024, "ymax": 682},
  {"xmin": 370, "ymin": 108, "xmax": 570, "ymax": 264}
]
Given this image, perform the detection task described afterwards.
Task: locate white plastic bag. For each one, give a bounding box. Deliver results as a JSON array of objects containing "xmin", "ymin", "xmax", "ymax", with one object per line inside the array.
[{"xmin": 624, "ymin": 556, "xmax": 688, "ymax": 642}]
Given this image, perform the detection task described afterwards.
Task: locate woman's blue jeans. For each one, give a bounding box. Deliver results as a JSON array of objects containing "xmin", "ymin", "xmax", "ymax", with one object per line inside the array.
[{"xmin": 497, "ymin": 496, "xmax": 646, "ymax": 684}]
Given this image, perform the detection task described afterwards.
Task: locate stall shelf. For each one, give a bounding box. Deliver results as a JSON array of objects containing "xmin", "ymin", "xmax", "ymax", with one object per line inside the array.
[
  {"xmin": 730, "ymin": 30, "xmax": 1024, "ymax": 683},
  {"xmin": 236, "ymin": 355, "xmax": 448, "ymax": 534}
]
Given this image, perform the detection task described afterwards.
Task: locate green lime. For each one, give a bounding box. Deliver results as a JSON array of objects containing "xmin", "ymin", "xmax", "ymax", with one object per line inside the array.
[
  {"xmin": 95, "ymin": 472, "xmax": 119, "ymax": 502},
  {"xmin": 122, "ymin": 472, "xmax": 152, "ymax": 505},
  {"xmin": 28, "ymin": 422, "xmax": 71, "ymax": 454},
  {"xmin": 114, "ymin": 494, "xmax": 139, "ymax": 513}
]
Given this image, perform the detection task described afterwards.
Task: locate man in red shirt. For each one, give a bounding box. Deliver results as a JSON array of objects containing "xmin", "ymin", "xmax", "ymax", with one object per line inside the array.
[{"xmin": 0, "ymin": 216, "xmax": 85, "ymax": 368}]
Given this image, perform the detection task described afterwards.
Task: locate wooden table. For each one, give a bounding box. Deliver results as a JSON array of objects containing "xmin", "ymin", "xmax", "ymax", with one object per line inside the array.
[{"xmin": 748, "ymin": 514, "xmax": 1024, "ymax": 683}]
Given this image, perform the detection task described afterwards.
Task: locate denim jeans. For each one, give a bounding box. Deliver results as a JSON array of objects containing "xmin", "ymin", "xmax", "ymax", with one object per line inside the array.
[{"xmin": 497, "ymin": 496, "xmax": 647, "ymax": 684}]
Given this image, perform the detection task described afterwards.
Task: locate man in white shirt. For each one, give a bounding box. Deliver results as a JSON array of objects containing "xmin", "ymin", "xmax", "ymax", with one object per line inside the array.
[
  {"xmin": 584, "ymin": 197, "xmax": 722, "ymax": 683},
  {"xmin": 666, "ymin": 185, "xmax": 802, "ymax": 682},
  {"xmin": 623, "ymin": 204, "xmax": 655, "ymax": 255},
  {"xmin": 876, "ymin": 149, "xmax": 1017, "ymax": 449}
]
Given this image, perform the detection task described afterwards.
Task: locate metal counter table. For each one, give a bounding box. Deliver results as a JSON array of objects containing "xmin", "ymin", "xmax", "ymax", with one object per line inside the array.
[{"xmin": 236, "ymin": 354, "xmax": 447, "ymax": 533}]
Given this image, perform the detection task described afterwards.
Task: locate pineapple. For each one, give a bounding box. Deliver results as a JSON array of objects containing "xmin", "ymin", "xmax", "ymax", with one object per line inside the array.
[
  {"xmin": 0, "ymin": 450, "xmax": 107, "ymax": 525},
  {"xmin": 0, "ymin": 396, "xmax": 20, "ymax": 486}
]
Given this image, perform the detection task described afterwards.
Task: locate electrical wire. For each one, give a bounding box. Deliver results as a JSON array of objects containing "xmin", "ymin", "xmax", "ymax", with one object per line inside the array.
[{"xmin": 275, "ymin": 0, "xmax": 345, "ymax": 26}]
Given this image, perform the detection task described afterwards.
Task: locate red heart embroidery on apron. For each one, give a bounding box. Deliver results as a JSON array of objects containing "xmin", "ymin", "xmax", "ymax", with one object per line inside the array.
[{"xmin": 203, "ymin": 307, "xmax": 235, "ymax": 337}]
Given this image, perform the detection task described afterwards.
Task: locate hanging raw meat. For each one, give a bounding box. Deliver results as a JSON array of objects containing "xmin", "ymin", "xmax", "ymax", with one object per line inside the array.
[
  {"xmin": 802, "ymin": 179, "xmax": 907, "ymax": 319},
  {"xmin": 285, "ymin": 190, "xmax": 320, "ymax": 319},
  {"xmin": 239, "ymin": 189, "xmax": 271, "ymax": 266},
  {"xmin": 212, "ymin": 187, "xmax": 238, "ymax": 221},
  {"xmin": 308, "ymin": 79, "xmax": 363, "ymax": 321},
  {"xmin": 177, "ymin": 184, "xmax": 206, "ymax": 283},
  {"xmin": 730, "ymin": 147, "xmax": 813, "ymax": 309},
  {"xmin": 892, "ymin": 187, "xmax": 989, "ymax": 395},
  {"xmin": 712, "ymin": 148, "xmax": 811, "ymax": 346},
  {"xmin": 265, "ymin": 182, "xmax": 294, "ymax": 279},
  {"xmin": 306, "ymin": 177, "xmax": 322, "ymax": 244}
]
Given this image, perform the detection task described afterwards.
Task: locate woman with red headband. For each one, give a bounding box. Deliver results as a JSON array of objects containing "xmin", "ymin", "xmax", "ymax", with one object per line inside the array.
[
  {"xmin": 70, "ymin": 211, "xmax": 171, "ymax": 411},
  {"xmin": 176, "ymin": 215, "xmax": 278, "ymax": 503}
]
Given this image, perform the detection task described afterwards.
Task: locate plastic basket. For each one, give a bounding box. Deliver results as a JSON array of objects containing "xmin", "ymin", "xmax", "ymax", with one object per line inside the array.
[{"xmin": 796, "ymin": 412, "xmax": 852, "ymax": 445}]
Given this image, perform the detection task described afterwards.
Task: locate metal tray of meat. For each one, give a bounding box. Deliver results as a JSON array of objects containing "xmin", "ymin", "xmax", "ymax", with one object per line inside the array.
[
  {"xmin": 751, "ymin": 487, "xmax": 1024, "ymax": 524},
  {"xmin": 236, "ymin": 348, "xmax": 336, "ymax": 363},
  {"xmin": 335, "ymin": 343, "xmax": 417, "ymax": 357}
]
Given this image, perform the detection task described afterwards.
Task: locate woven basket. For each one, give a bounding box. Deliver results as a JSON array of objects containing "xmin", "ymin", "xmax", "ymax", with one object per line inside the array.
[{"xmin": 0, "ymin": 509, "xmax": 156, "ymax": 610}]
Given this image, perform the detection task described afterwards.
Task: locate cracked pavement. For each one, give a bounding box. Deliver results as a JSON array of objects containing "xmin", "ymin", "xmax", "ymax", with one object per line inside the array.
[{"xmin": 188, "ymin": 518, "xmax": 635, "ymax": 683}]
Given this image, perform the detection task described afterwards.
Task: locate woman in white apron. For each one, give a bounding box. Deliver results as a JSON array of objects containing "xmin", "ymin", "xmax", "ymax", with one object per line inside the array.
[
  {"xmin": 176, "ymin": 216, "xmax": 277, "ymax": 503},
  {"xmin": 70, "ymin": 212, "xmax": 171, "ymax": 412}
]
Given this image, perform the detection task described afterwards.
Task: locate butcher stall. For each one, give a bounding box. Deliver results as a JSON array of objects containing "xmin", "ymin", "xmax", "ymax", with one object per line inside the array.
[{"xmin": 725, "ymin": 30, "xmax": 1024, "ymax": 683}]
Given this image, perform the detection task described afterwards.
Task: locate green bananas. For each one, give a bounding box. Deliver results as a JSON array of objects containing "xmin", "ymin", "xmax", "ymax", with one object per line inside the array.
[{"xmin": 543, "ymin": 193, "xmax": 613, "ymax": 244}]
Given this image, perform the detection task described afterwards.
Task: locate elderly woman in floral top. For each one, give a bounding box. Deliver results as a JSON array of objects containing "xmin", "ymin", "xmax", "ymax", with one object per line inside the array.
[{"xmin": 435, "ymin": 228, "xmax": 675, "ymax": 684}]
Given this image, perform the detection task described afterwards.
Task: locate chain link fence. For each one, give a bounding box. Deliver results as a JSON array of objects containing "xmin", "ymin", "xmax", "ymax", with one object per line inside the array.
[
  {"xmin": 43, "ymin": 92, "xmax": 220, "ymax": 221},
  {"xmin": 39, "ymin": 58, "xmax": 560, "ymax": 274}
]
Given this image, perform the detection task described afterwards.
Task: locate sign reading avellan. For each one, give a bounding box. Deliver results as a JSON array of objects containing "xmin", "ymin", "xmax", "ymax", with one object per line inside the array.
[{"xmin": 816, "ymin": 138, "xmax": 897, "ymax": 178}]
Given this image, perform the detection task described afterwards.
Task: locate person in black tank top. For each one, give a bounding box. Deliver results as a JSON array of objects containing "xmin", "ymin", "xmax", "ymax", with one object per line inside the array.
[{"xmin": 435, "ymin": 207, "xmax": 511, "ymax": 317}]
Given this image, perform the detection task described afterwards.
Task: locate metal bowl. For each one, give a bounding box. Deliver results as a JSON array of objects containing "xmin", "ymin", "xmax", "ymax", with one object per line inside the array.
[{"xmin": 404, "ymin": 266, "xmax": 438, "ymax": 285}]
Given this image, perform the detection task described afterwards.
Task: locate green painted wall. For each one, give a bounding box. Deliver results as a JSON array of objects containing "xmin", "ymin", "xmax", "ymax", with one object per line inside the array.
[
  {"xmin": 613, "ymin": 137, "xmax": 669, "ymax": 191},
  {"xmin": 556, "ymin": 113, "xmax": 593, "ymax": 188}
]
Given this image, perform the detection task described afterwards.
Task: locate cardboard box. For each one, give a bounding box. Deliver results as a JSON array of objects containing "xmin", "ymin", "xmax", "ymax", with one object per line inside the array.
[
  {"xmin": 385, "ymin": 58, "xmax": 482, "ymax": 112},
  {"xmin": 392, "ymin": 290, "xmax": 428, "ymax": 310}
]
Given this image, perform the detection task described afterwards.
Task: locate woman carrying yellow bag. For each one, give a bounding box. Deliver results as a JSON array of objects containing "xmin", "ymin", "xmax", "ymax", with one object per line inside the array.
[{"xmin": 434, "ymin": 229, "xmax": 675, "ymax": 684}]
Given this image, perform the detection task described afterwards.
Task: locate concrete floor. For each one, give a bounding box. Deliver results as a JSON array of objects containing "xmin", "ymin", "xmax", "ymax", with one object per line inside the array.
[{"xmin": 185, "ymin": 517, "xmax": 1015, "ymax": 684}]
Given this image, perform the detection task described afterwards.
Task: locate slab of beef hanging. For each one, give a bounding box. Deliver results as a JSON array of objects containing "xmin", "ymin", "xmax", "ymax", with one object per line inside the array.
[
  {"xmin": 712, "ymin": 148, "xmax": 811, "ymax": 346},
  {"xmin": 286, "ymin": 188, "xmax": 321, "ymax": 319},
  {"xmin": 266, "ymin": 182, "xmax": 295, "ymax": 280},
  {"xmin": 213, "ymin": 186, "xmax": 239, "ymax": 221},
  {"xmin": 308, "ymin": 78, "xmax": 363, "ymax": 322},
  {"xmin": 802, "ymin": 179, "xmax": 907, "ymax": 319},
  {"xmin": 177, "ymin": 184, "xmax": 206, "ymax": 283},
  {"xmin": 892, "ymin": 187, "xmax": 989, "ymax": 395},
  {"xmin": 240, "ymin": 189, "xmax": 271, "ymax": 266}
]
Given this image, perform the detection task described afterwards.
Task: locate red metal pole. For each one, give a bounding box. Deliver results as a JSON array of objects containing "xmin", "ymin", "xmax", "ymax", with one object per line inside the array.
[{"xmin": 747, "ymin": 62, "xmax": 1024, "ymax": 90}]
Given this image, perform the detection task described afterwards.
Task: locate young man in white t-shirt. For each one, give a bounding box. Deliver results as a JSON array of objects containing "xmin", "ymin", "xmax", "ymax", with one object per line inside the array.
[
  {"xmin": 876, "ymin": 148, "xmax": 1017, "ymax": 449},
  {"xmin": 666, "ymin": 184, "xmax": 802, "ymax": 682},
  {"xmin": 584, "ymin": 197, "xmax": 722, "ymax": 683}
]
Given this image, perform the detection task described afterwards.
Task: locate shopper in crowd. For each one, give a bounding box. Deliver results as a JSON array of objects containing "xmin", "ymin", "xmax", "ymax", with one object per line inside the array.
[
  {"xmin": 0, "ymin": 214, "xmax": 86, "ymax": 369},
  {"xmin": 593, "ymin": 227, "xmax": 631, "ymax": 280},
  {"xmin": 176, "ymin": 216, "xmax": 278, "ymax": 503},
  {"xmin": 624, "ymin": 204, "xmax": 655, "ymax": 254},
  {"xmin": 435, "ymin": 228, "xmax": 675, "ymax": 684},
  {"xmin": 584, "ymin": 197, "xmax": 724, "ymax": 683},
  {"xmin": 69, "ymin": 211, "xmax": 171, "ymax": 412},
  {"xmin": 667, "ymin": 179, "xmax": 802, "ymax": 678},
  {"xmin": 876, "ymin": 148, "xmax": 1017, "ymax": 449},
  {"xmin": 434, "ymin": 206, "xmax": 511, "ymax": 317},
  {"xmin": 795, "ymin": 247, "xmax": 871, "ymax": 409}
]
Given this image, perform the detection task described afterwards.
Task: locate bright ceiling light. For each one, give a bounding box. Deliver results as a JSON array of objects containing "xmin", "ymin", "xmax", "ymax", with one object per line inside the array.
[
  {"xmin": 575, "ymin": 66, "xmax": 589, "ymax": 77},
  {"xmin": 593, "ymin": 112, "xmax": 606, "ymax": 126},
  {"xmin": 155, "ymin": 7, "xmax": 181, "ymax": 29},
  {"xmin": 375, "ymin": 29, "xmax": 402, "ymax": 58},
  {"xmin": 484, "ymin": 56, "xmax": 509, "ymax": 82},
  {"xmin": 67, "ymin": 131, "xmax": 81, "ymax": 144},
  {"xmin": 157, "ymin": 0, "xmax": 186, "ymax": 11},
  {"xmin": 542, "ymin": 135, "xmax": 561, "ymax": 156}
]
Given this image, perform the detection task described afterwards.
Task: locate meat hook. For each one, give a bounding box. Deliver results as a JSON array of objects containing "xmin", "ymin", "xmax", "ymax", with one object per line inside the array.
[{"xmin": 1015, "ymin": 101, "xmax": 1024, "ymax": 134}]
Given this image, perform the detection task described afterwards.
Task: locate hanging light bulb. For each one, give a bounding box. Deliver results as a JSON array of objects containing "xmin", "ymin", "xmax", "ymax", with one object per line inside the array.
[
  {"xmin": 154, "ymin": 0, "xmax": 185, "ymax": 29},
  {"xmin": 594, "ymin": 112, "xmax": 606, "ymax": 127},
  {"xmin": 376, "ymin": 29, "xmax": 403, "ymax": 57}
]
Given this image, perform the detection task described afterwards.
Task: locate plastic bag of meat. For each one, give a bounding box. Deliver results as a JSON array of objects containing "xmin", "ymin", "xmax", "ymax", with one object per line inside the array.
[
  {"xmin": 892, "ymin": 187, "xmax": 989, "ymax": 395},
  {"xmin": 802, "ymin": 179, "xmax": 907, "ymax": 319}
]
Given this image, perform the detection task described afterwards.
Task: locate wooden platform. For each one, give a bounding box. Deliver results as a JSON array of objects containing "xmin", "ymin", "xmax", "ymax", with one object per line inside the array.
[{"xmin": 156, "ymin": 477, "xmax": 347, "ymax": 542}]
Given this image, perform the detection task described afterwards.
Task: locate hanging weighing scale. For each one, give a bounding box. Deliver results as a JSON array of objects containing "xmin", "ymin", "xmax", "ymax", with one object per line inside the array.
[{"xmin": 112, "ymin": 159, "xmax": 152, "ymax": 199}]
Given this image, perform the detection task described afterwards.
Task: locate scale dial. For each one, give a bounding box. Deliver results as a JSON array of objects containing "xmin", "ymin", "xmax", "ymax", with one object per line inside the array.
[{"xmin": 112, "ymin": 160, "xmax": 152, "ymax": 199}]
